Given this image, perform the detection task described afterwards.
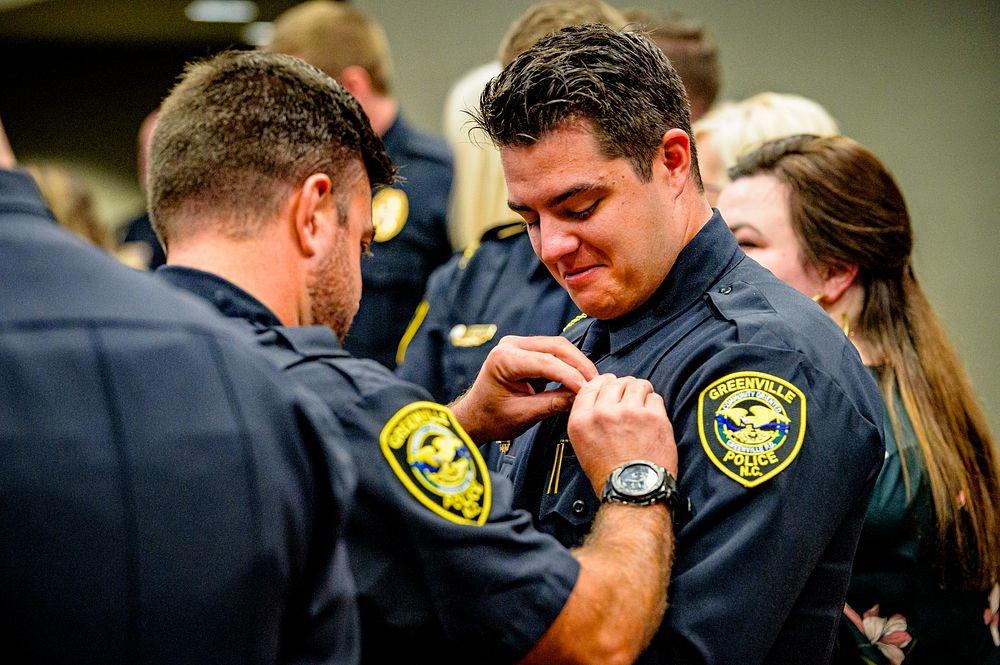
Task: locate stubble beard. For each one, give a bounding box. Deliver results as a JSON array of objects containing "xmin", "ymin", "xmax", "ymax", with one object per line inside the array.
[{"xmin": 306, "ymin": 247, "xmax": 357, "ymax": 344}]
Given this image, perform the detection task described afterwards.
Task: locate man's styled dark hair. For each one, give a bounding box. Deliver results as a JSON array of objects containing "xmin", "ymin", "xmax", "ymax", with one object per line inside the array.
[
  {"xmin": 149, "ymin": 50, "xmax": 394, "ymax": 246},
  {"xmin": 475, "ymin": 23, "xmax": 701, "ymax": 186}
]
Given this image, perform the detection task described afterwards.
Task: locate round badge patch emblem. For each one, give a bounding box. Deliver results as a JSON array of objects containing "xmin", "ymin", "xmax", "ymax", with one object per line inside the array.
[
  {"xmin": 372, "ymin": 187, "xmax": 409, "ymax": 243},
  {"xmin": 380, "ymin": 401, "xmax": 491, "ymax": 525},
  {"xmin": 697, "ymin": 371, "xmax": 806, "ymax": 487}
]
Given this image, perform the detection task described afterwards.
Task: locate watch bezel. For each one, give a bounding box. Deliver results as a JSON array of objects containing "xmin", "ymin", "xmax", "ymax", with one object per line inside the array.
[
  {"xmin": 602, "ymin": 459, "xmax": 676, "ymax": 507},
  {"xmin": 610, "ymin": 461, "xmax": 666, "ymax": 499}
]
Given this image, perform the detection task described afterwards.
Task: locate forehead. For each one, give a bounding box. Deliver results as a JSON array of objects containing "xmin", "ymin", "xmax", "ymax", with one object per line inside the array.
[
  {"xmin": 719, "ymin": 175, "xmax": 788, "ymax": 216},
  {"xmin": 500, "ymin": 122, "xmax": 628, "ymax": 203}
]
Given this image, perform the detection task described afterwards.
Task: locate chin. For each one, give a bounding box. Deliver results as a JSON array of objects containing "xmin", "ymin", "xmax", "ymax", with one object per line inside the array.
[{"xmin": 573, "ymin": 299, "xmax": 615, "ymax": 321}]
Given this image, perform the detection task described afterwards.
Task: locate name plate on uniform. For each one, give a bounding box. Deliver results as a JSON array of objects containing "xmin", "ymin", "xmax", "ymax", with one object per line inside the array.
[{"xmin": 449, "ymin": 323, "xmax": 498, "ymax": 347}]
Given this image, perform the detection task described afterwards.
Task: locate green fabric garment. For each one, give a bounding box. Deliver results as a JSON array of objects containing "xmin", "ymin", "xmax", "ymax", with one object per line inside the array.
[{"xmin": 833, "ymin": 367, "xmax": 1000, "ymax": 664}]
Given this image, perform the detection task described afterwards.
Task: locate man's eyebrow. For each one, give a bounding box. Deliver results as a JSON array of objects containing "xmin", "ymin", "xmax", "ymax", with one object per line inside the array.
[
  {"xmin": 508, "ymin": 183, "xmax": 603, "ymax": 212},
  {"xmin": 727, "ymin": 222, "xmax": 762, "ymax": 234}
]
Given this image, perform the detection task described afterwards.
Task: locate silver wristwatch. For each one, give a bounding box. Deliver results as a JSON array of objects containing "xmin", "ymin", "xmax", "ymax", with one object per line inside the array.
[{"xmin": 601, "ymin": 460, "xmax": 690, "ymax": 524}]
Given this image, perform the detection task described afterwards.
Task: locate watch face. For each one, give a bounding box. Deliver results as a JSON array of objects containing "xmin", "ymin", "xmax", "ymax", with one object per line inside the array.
[{"xmin": 616, "ymin": 463, "xmax": 660, "ymax": 496}]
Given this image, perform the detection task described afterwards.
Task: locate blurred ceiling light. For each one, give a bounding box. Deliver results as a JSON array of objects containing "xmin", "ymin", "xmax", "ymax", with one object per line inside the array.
[
  {"xmin": 0, "ymin": 0, "xmax": 52, "ymax": 9},
  {"xmin": 242, "ymin": 21, "xmax": 274, "ymax": 46},
  {"xmin": 185, "ymin": 0, "xmax": 258, "ymax": 24}
]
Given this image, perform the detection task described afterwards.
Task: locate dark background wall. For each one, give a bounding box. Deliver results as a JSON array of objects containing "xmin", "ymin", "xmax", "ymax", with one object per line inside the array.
[{"xmin": 1, "ymin": 0, "xmax": 998, "ymax": 431}]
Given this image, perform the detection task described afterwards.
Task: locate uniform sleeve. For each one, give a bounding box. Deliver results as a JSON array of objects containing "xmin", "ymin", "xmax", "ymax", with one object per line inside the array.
[
  {"xmin": 395, "ymin": 255, "xmax": 460, "ymax": 402},
  {"xmin": 290, "ymin": 362, "xmax": 579, "ymax": 665},
  {"xmin": 282, "ymin": 388, "xmax": 360, "ymax": 665},
  {"xmin": 653, "ymin": 343, "xmax": 884, "ymax": 664}
]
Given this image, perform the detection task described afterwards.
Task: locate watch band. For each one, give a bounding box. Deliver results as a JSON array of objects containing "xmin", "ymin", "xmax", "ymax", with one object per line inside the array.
[{"xmin": 601, "ymin": 460, "xmax": 691, "ymax": 526}]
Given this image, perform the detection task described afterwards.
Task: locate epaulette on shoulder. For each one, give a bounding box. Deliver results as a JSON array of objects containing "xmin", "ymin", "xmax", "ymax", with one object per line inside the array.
[
  {"xmin": 458, "ymin": 241, "xmax": 480, "ymax": 269},
  {"xmin": 458, "ymin": 222, "xmax": 526, "ymax": 268},
  {"xmin": 480, "ymin": 221, "xmax": 525, "ymax": 243}
]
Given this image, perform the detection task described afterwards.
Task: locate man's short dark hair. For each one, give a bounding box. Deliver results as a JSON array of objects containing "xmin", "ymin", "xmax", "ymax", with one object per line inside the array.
[
  {"xmin": 475, "ymin": 23, "xmax": 701, "ymax": 186},
  {"xmin": 149, "ymin": 50, "xmax": 394, "ymax": 246}
]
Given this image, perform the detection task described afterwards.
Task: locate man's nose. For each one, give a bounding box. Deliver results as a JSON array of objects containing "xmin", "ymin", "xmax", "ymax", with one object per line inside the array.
[{"xmin": 536, "ymin": 218, "xmax": 580, "ymax": 265}]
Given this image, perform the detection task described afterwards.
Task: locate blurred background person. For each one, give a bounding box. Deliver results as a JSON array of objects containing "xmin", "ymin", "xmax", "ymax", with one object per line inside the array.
[
  {"xmin": 119, "ymin": 107, "xmax": 164, "ymax": 269},
  {"xmin": 442, "ymin": 0, "xmax": 644, "ymax": 251},
  {"xmin": 267, "ymin": 0, "xmax": 453, "ymax": 370},
  {"xmin": 621, "ymin": 7, "xmax": 721, "ymax": 122},
  {"xmin": 396, "ymin": 0, "xmax": 626, "ymax": 405},
  {"xmin": 24, "ymin": 161, "xmax": 154, "ymax": 268},
  {"xmin": 694, "ymin": 91, "xmax": 838, "ymax": 206},
  {"xmin": 718, "ymin": 134, "xmax": 1000, "ymax": 665},
  {"xmin": 440, "ymin": 61, "xmax": 504, "ymax": 251},
  {"xmin": 23, "ymin": 162, "xmax": 114, "ymax": 250}
]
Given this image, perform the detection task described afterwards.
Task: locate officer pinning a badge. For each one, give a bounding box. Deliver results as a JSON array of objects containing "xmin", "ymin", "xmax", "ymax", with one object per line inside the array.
[
  {"xmin": 0, "ymin": 113, "xmax": 361, "ymax": 661},
  {"xmin": 473, "ymin": 23, "xmax": 886, "ymax": 664},
  {"xmin": 149, "ymin": 46, "xmax": 687, "ymax": 665}
]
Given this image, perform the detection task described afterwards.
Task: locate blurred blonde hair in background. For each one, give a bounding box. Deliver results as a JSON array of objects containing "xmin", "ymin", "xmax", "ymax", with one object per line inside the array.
[
  {"xmin": 442, "ymin": 62, "xmax": 511, "ymax": 250},
  {"xmin": 694, "ymin": 92, "xmax": 839, "ymax": 202},
  {"xmin": 24, "ymin": 163, "xmax": 113, "ymax": 250}
]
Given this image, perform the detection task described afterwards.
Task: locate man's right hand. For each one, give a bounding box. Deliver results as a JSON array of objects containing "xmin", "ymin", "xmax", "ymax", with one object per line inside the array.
[
  {"xmin": 568, "ymin": 374, "xmax": 678, "ymax": 495},
  {"xmin": 449, "ymin": 335, "xmax": 598, "ymax": 443},
  {"xmin": 520, "ymin": 374, "xmax": 677, "ymax": 665}
]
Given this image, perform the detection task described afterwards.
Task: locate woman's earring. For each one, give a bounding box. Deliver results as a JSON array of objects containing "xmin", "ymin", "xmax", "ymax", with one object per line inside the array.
[
  {"xmin": 811, "ymin": 293, "xmax": 827, "ymax": 303},
  {"xmin": 841, "ymin": 313, "xmax": 850, "ymax": 337}
]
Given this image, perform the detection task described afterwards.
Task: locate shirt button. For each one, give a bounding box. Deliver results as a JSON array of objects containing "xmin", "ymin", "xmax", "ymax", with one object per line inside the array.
[
  {"xmin": 572, "ymin": 500, "xmax": 587, "ymax": 514},
  {"xmin": 718, "ymin": 285, "xmax": 732, "ymax": 295}
]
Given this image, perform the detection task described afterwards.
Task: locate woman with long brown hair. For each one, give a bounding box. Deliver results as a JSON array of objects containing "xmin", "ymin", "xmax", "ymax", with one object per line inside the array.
[{"xmin": 717, "ymin": 134, "xmax": 1000, "ymax": 664}]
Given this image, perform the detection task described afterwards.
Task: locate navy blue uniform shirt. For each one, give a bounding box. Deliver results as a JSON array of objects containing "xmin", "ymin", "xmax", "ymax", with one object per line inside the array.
[
  {"xmin": 159, "ymin": 266, "xmax": 580, "ymax": 665},
  {"xmin": 346, "ymin": 113, "xmax": 453, "ymax": 369},
  {"xmin": 506, "ymin": 212, "xmax": 886, "ymax": 665},
  {"xmin": 397, "ymin": 222, "xmax": 579, "ymax": 403},
  {"xmin": 0, "ymin": 169, "xmax": 358, "ymax": 664}
]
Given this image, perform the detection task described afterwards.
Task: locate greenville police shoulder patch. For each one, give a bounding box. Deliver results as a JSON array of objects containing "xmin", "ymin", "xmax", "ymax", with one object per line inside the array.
[
  {"xmin": 380, "ymin": 401, "xmax": 492, "ymax": 525},
  {"xmin": 697, "ymin": 371, "xmax": 806, "ymax": 488}
]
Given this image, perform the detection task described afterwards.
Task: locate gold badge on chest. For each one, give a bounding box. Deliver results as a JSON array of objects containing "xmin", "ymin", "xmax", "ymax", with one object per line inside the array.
[
  {"xmin": 448, "ymin": 323, "xmax": 498, "ymax": 347},
  {"xmin": 372, "ymin": 187, "xmax": 409, "ymax": 242}
]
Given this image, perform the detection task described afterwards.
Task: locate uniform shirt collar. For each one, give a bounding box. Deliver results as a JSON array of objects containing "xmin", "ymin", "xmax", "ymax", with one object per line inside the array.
[
  {"xmin": 270, "ymin": 324, "xmax": 348, "ymax": 357},
  {"xmin": 157, "ymin": 265, "xmax": 283, "ymax": 329},
  {"xmin": 606, "ymin": 210, "xmax": 743, "ymax": 354},
  {"xmin": 478, "ymin": 223, "xmax": 551, "ymax": 283}
]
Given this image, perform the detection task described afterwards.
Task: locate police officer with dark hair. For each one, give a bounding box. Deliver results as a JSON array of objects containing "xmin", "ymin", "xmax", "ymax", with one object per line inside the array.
[
  {"xmin": 0, "ymin": 117, "xmax": 358, "ymax": 664},
  {"xmin": 150, "ymin": 50, "xmax": 685, "ymax": 665},
  {"xmin": 474, "ymin": 24, "xmax": 886, "ymax": 664}
]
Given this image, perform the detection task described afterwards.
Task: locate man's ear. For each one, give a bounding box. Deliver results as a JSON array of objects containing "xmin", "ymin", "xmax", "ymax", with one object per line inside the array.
[
  {"xmin": 339, "ymin": 65, "xmax": 373, "ymax": 99},
  {"xmin": 819, "ymin": 262, "xmax": 860, "ymax": 305},
  {"xmin": 291, "ymin": 173, "xmax": 333, "ymax": 258},
  {"xmin": 656, "ymin": 128, "xmax": 692, "ymax": 196}
]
